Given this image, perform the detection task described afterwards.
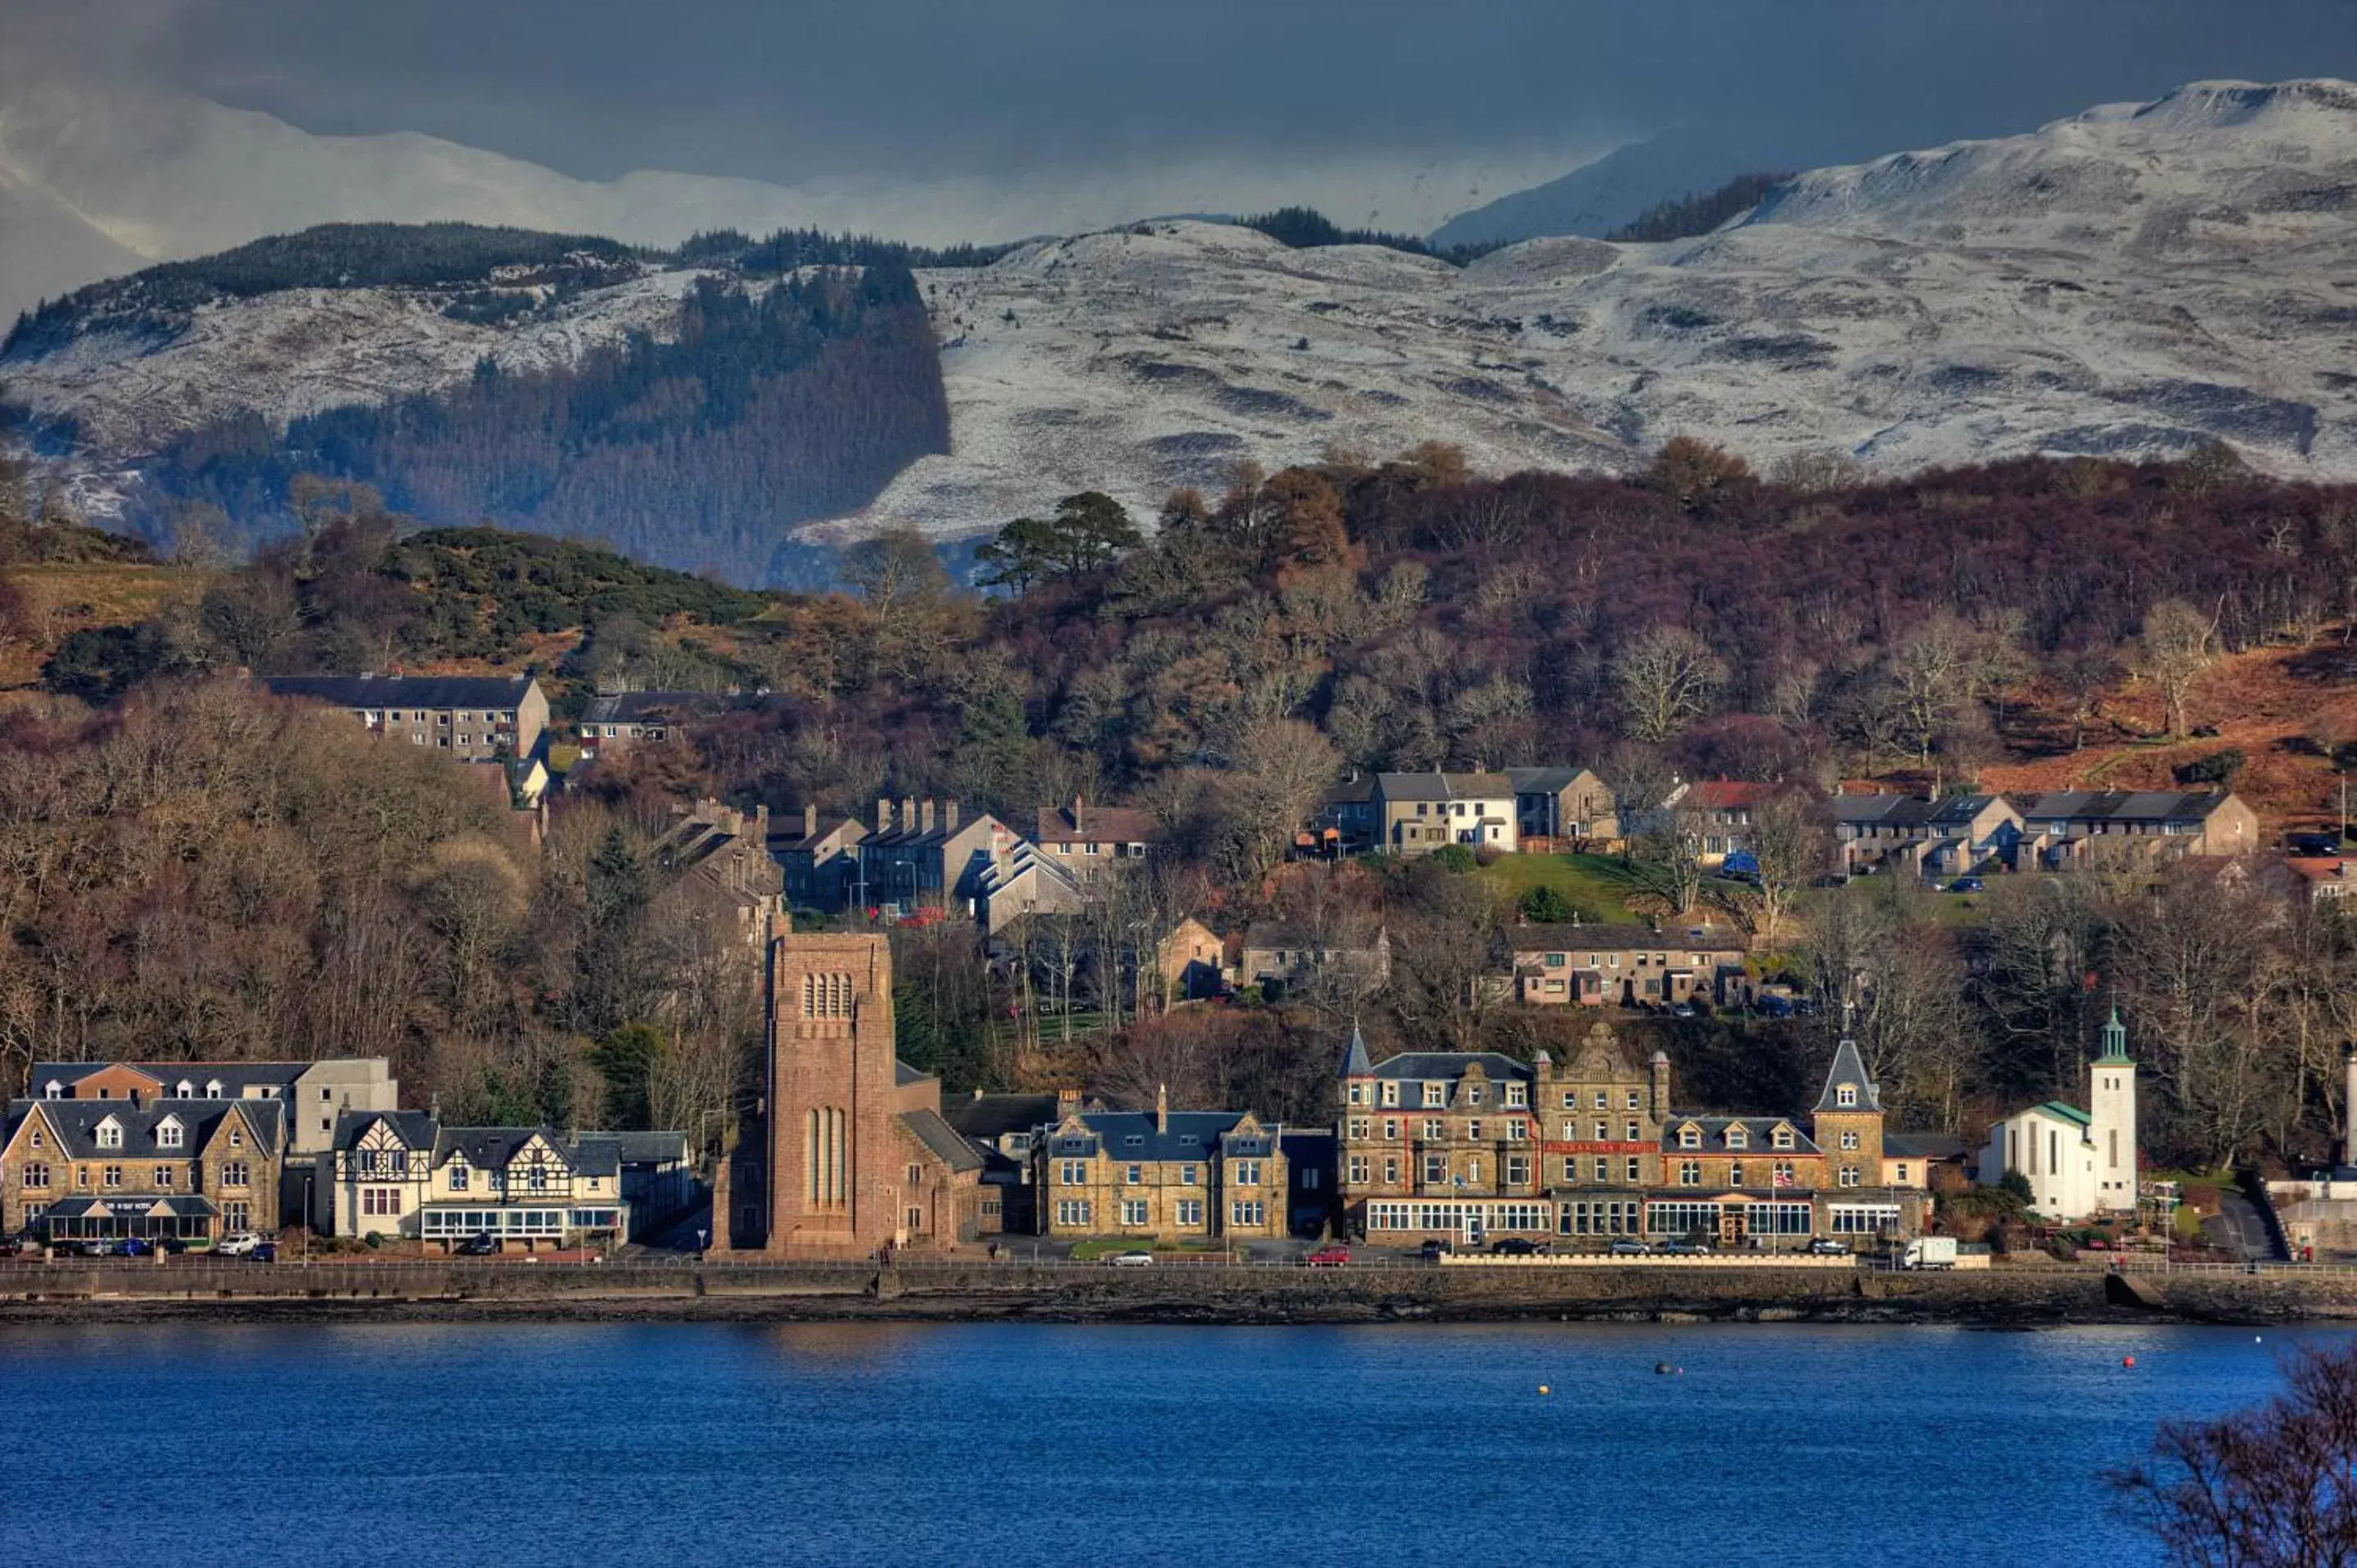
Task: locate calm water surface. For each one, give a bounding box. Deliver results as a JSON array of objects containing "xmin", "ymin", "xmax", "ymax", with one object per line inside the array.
[{"xmin": 0, "ymin": 1320, "xmax": 2333, "ymax": 1566}]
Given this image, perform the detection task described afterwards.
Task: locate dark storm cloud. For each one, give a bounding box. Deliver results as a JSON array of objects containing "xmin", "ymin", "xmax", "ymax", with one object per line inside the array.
[{"xmin": 13, "ymin": 1, "xmax": 2355, "ymax": 209}]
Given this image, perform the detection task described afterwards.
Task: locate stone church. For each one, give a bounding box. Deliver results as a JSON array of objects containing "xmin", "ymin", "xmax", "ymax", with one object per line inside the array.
[{"xmin": 718, "ymin": 917, "xmax": 983, "ymax": 1255}]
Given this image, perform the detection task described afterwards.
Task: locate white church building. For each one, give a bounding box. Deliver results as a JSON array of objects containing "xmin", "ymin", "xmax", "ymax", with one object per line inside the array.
[{"xmin": 1981, "ymin": 1010, "xmax": 2138, "ymax": 1219}]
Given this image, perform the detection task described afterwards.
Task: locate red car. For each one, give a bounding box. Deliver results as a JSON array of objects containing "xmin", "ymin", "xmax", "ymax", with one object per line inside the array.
[{"xmin": 1305, "ymin": 1246, "xmax": 1351, "ymax": 1268}]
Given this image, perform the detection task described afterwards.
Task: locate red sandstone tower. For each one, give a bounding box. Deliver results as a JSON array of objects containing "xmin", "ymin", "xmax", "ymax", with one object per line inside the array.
[{"xmin": 763, "ymin": 918, "xmax": 900, "ymax": 1255}]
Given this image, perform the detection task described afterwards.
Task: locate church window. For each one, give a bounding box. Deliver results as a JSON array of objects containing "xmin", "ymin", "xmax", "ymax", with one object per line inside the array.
[
  {"xmin": 801, "ymin": 972, "xmax": 855, "ymax": 1019},
  {"xmin": 2108, "ymin": 1129, "xmax": 2120, "ymax": 1169},
  {"xmin": 808, "ymin": 1108, "xmax": 848, "ymax": 1205}
]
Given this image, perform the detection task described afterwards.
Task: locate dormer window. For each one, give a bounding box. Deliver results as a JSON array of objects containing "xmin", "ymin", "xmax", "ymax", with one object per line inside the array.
[
  {"xmin": 1773, "ymin": 1126, "xmax": 1795, "ymax": 1150},
  {"xmin": 1837, "ymin": 1084, "xmax": 1858, "ymax": 1108},
  {"xmin": 156, "ymin": 1119, "xmax": 184, "ymax": 1150},
  {"xmin": 1422, "ymin": 1084, "xmax": 1444, "ymax": 1107},
  {"xmin": 205, "ymin": 1079, "xmax": 224, "ymax": 1097},
  {"xmin": 1725, "ymin": 1126, "xmax": 1746, "ymax": 1151},
  {"xmin": 1679, "ymin": 1126, "xmax": 1700, "ymax": 1150},
  {"xmin": 95, "ymin": 1119, "xmax": 123, "ymax": 1150},
  {"xmin": 1467, "ymin": 1085, "xmax": 1484, "ymax": 1106},
  {"xmin": 43, "ymin": 1081, "xmax": 61, "ymax": 1099},
  {"xmin": 176, "ymin": 1079, "xmax": 195, "ymax": 1097}
]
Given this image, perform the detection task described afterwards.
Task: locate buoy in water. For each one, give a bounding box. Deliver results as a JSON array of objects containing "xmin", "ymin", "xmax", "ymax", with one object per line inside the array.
[
  {"xmin": 1538, "ymin": 1385, "xmax": 1551, "ymax": 1395},
  {"xmin": 1655, "ymin": 1361, "xmax": 1673, "ymax": 1375},
  {"xmin": 2123, "ymin": 1355, "xmax": 2137, "ymax": 1368}
]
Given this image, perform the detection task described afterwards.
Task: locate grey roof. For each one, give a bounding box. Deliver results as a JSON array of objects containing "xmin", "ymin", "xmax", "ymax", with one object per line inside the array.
[
  {"xmin": 895, "ymin": 1060, "xmax": 935, "ymax": 1088},
  {"xmin": 43, "ymin": 1194, "xmax": 220, "ymax": 1219},
  {"xmin": 329, "ymin": 1110, "xmax": 439, "ymax": 1153},
  {"xmin": 331, "ymin": 1112, "xmax": 618, "ymax": 1177},
  {"xmin": 609, "ymin": 1131, "xmax": 690, "ymax": 1165},
  {"xmin": 1041, "ymin": 1110, "xmax": 1264, "ymax": 1164},
  {"xmin": 1505, "ymin": 923, "xmax": 1746, "ymax": 955},
  {"xmin": 1341, "ymin": 1025, "xmax": 1373, "ymax": 1077},
  {"xmin": 1375, "ymin": 770, "xmax": 1516, "ymax": 801},
  {"xmin": 2021, "ymin": 790, "xmax": 2234, "ymax": 825},
  {"xmin": 1661, "ymin": 1115, "xmax": 1819, "ymax": 1156},
  {"xmin": 13, "ymin": 1097, "xmax": 285, "ymax": 1160},
  {"xmin": 1884, "ymin": 1132, "xmax": 1967, "ymax": 1160},
  {"xmin": 31, "ymin": 1061, "xmax": 308, "ymax": 1096},
  {"xmin": 899, "ymin": 1107, "xmax": 987, "ymax": 1174},
  {"xmin": 1832, "ymin": 794, "xmax": 2012, "ymax": 830},
  {"xmin": 1504, "ymin": 766, "xmax": 1595, "ymax": 795},
  {"xmin": 580, "ymin": 690, "xmax": 757, "ymax": 726},
  {"xmin": 263, "ymin": 674, "xmax": 535, "ymax": 710},
  {"xmin": 1367, "ymin": 1051, "xmax": 1535, "ymax": 1084},
  {"xmin": 947, "ymin": 1093, "xmax": 1063, "ymax": 1140},
  {"xmin": 1814, "ymin": 1039, "xmax": 1883, "ymax": 1114}
]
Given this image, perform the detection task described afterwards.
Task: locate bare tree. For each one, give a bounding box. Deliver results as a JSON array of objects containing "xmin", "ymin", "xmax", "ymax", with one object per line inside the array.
[
  {"xmin": 1613, "ymin": 624, "xmax": 1728, "ymax": 742},
  {"xmin": 2138, "ymin": 598, "xmax": 2219, "ymax": 740},
  {"xmin": 1744, "ymin": 790, "xmax": 1833, "ymax": 944}
]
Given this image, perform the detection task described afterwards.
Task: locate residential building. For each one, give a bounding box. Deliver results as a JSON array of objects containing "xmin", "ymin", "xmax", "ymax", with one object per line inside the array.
[
  {"xmin": 653, "ymin": 799, "xmax": 783, "ymax": 946},
  {"xmin": 2288, "ymin": 858, "xmax": 2357, "ymax": 903},
  {"xmin": 1370, "ymin": 771, "xmax": 1518, "ymax": 857},
  {"xmin": 262, "ymin": 674, "xmax": 547, "ymax": 764},
  {"xmin": 973, "ymin": 841, "xmax": 1085, "ymax": 935},
  {"xmin": 946, "ymin": 1091, "xmax": 1079, "ymax": 1236},
  {"xmin": 773, "ymin": 806, "xmax": 869, "ymax": 914},
  {"xmin": 1237, "ymin": 924, "xmax": 1391, "ymax": 998},
  {"xmin": 1153, "ymin": 917, "xmax": 1231, "ymax": 1004},
  {"xmin": 1506, "ymin": 766, "xmax": 1619, "ymax": 847},
  {"xmin": 1660, "ymin": 780, "xmax": 1774, "ymax": 864},
  {"xmin": 1335, "ymin": 1022, "xmax": 1923, "ymax": 1247},
  {"xmin": 715, "ymin": 921, "xmax": 985, "ymax": 1254},
  {"xmin": 1980, "ymin": 1010, "xmax": 2138, "ymax": 1219},
  {"xmin": 1280, "ymin": 1127, "xmax": 1340, "ymax": 1238},
  {"xmin": 1833, "ymin": 792, "xmax": 2026, "ymax": 877},
  {"xmin": 576, "ymin": 689, "xmax": 764, "ymax": 755},
  {"xmin": 855, "ymin": 797, "xmax": 1023, "ymax": 920},
  {"xmin": 1, "ymin": 1096, "xmax": 286, "ymax": 1246},
  {"xmin": 1882, "ymin": 1133, "xmax": 1971, "ymax": 1192},
  {"xmin": 1503, "ymin": 923, "xmax": 1751, "ymax": 1010},
  {"xmin": 596, "ymin": 1131, "xmax": 697, "ymax": 1231},
  {"xmin": 1317, "ymin": 776, "xmax": 1380, "ymax": 857},
  {"xmin": 1033, "ymin": 798, "xmax": 1162, "ymax": 881},
  {"xmin": 2020, "ymin": 790, "xmax": 2260, "ymax": 866},
  {"xmin": 325, "ymin": 1114, "xmax": 637, "ymax": 1250},
  {"xmin": 1030, "ymin": 1086, "xmax": 1291, "ymax": 1244}
]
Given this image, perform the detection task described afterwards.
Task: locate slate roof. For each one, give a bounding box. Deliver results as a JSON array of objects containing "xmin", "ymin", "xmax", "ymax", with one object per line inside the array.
[
  {"xmin": 899, "ymin": 1108, "xmax": 988, "ymax": 1173},
  {"xmin": 43, "ymin": 1195, "xmax": 219, "ymax": 1219},
  {"xmin": 1504, "ymin": 766, "xmax": 1595, "ymax": 795},
  {"xmin": 1884, "ymin": 1133, "xmax": 1968, "ymax": 1160},
  {"xmin": 263, "ymin": 674, "xmax": 535, "ymax": 710},
  {"xmin": 1505, "ymin": 924, "xmax": 1746, "ymax": 955},
  {"xmin": 330, "ymin": 1112, "xmax": 624, "ymax": 1177},
  {"xmin": 12, "ymin": 1097, "xmax": 285, "ymax": 1160},
  {"xmin": 329, "ymin": 1110, "xmax": 439, "ymax": 1152},
  {"xmin": 580, "ymin": 690, "xmax": 757, "ymax": 727},
  {"xmin": 947, "ymin": 1093, "xmax": 1063, "ymax": 1141},
  {"xmin": 1661, "ymin": 1115, "xmax": 1819, "ymax": 1156},
  {"xmin": 2021, "ymin": 790, "xmax": 2236, "ymax": 827},
  {"xmin": 1341, "ymin": 1025, "xmax": 1373, "ymax": 1077},
  {"xmin": 1042, "ymin": 1110, "xmax": 1260, "ymax": 1163},
  {"xmin": 1813, "ymin": 1039, "xmax": 1884, "ymax": 1114},
  {"xmin": 1375, "ymin": 770, "xmax": 1516, "ymax": 802},
  {"xmin": 1832, "ymin": 794, "xmax": 2013, "ymax": 830},
  {"xmin": 1034, "ymin": 802, "xmax": 1161, "ymax": 845},
  {"xmin": 1366, "ymin": 1051, "xmax": 1535, "ymax": 1084},
  {"xmin": 895, "ymin": 1060, "xmax": 935, "ymax": 1088},
  {"xmin": 31, "ymin": 1061, "xmax": 309, "ymax": 1097},
  {"xmin": 607, "ymin": 1131, "xmax": 691, "ymax": 1165}
]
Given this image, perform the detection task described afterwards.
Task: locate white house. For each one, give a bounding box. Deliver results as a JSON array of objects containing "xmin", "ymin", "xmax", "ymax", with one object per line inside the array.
[
  {"xmin": 325, "ymin": 1111, "xmax": 633, "ymax": 1251},
  {"xmin": 1981, "ymin": 1011, "xmax": 2138, "ymax": 1219}
]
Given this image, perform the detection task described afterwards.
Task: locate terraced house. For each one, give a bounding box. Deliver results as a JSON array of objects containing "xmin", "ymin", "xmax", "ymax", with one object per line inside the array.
[
  {"xmin": 0, "ymin": 1096, "xmax": 285, "ymax": 1246},
  {"xmin": 1335, "ymin": 1023, "xmax": 1923, "ymax": 1248},
  {"xmin": 262, "ymin": 674, "xmax": 548, "ymax": 763},
  {"xmin": 324, "ymin": 1112, "xmax": 649, "ymax": 1251},
  {"xmin": 1505, "ymin": 923, "xmax": 1751, "ymax": 1010},
  {"xmin": 1031, "ymin": 1088, "xmax": 1290, "ymax": 1244}
]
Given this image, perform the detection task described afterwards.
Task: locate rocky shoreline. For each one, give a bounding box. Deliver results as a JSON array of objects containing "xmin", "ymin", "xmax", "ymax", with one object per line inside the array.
[{"xmin": 5, "ymin": 1261, "xmax": 2354, "ymax": 1328}]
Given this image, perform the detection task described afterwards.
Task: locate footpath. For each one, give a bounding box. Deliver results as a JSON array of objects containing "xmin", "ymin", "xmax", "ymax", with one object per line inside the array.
[{"xmin": 4, "ymin": 1257, "xmax": 2355, "ymax": 1327}]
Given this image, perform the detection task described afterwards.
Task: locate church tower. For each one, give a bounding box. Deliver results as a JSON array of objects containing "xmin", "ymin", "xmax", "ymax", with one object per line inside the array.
[
  {"xmin": 2089, "ymin": 1008, "xmax": 2138, "ymax": 1214},
  {"xmin": 763, "ymin": 915, "xmax": 901, "ymax": 1254}
]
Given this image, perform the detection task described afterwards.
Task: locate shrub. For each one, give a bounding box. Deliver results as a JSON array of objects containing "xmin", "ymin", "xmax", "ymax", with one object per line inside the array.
[
  {"xmin": 1521, "ymin": 885, "xmax": 1576, "ymax": 924},
  {"xmin": 1429, "ymin": 845, "xmax": 1476, "ymax": 873},
  {"xmin": 2172, "ymin": 749, "xmax": 2244, "ymax": 786}
]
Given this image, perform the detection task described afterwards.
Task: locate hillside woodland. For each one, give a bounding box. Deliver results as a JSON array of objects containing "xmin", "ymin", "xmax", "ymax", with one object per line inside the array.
[{"xmin": 7, "ymin": 441, "xmax": 2357, "ymax": 1169}]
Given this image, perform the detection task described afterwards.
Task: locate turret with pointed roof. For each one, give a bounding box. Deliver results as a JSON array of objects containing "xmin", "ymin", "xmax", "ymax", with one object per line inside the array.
[
  {"xmin": 1814, "ymin": 1039, "xmax": 1882, "ymax": 1114},
  {"xmin": 1810, "ymin": 1038, "xmax": 1885, "ymax": 1190},
  {"xmin": 1341, "ymin": 1021, "xmax": 1372, "ymax": 1078}
]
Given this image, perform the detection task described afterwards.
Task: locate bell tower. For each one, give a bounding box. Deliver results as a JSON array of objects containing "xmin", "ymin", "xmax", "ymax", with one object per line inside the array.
[
  {"xmin": 763, "ymin": 916, "xmax": 900, "ymax": 1253},
  {"xmin": 2089, "ymin": 1008, "xmax": 2138, "ymax": 1214}
]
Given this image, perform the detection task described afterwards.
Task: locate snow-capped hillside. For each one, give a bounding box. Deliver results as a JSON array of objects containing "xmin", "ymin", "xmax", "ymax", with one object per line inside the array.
[{"xmin": 7, "ymin": 79, "xmax": 2355, "ymax": 545}]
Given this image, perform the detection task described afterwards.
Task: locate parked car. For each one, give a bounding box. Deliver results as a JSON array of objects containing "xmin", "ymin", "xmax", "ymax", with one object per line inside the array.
[
  {"xmin": 455, "ymin": 1232, "xmax": 500, "ymax": 1257},
  {"xmin": 1417, "ymin": 1238, "xmax": 1453, "ymax": 1262},
  {"xmin": 2289, "ymin": 832, "xmax": 2343, "ymax": 857},
  {"xmin": 1607, "ymin": 1238, "xmax": 1652, "ymax": 1257},
  {"xmin": 1945, "ymin": 876, "xmax": 1985, "ymax": 894},
  {"xmin": 1670, "ymin": 1003, "xmax": 1698, "ymax": 1020},
  {"xmin": 67, "ymin": 1238, "xmax": 110, "ymax": 1258},
  {"xmin": 1489, "ymin": 1237, "xmax": 1543, "ymax": 1256},
  {"xmin": 247, "ymin": 1241, "xmax": 277, "ymax": 1264},
  {"xmin": 1660, "ymin": 1238, "xmax": 1714, "ymax": 1256},
  {"xmin": 1807, "ymin": 1237, "xmax": 1850, "ymax": 1256},
  {"xmin": 1305, "ymin": 1246, "xmax": 1351, "ymax": 1268},
  {"xmin": 215, "ymin": 1232, "xmax": 264, "ymax": 1257},
  {"xmin": 0, "ymin": 1234, "xmax": 24, "ymax": 1258},
  {"xmin": 1108, "ymin": 1250, "xmax": 1156, "ymax": 1268}
]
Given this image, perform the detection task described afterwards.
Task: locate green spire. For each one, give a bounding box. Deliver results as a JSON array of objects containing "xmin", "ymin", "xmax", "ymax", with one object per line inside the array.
[{"xmin": 2094, "ymin": 1007, "xmax": 2134, "ymax": 1066}]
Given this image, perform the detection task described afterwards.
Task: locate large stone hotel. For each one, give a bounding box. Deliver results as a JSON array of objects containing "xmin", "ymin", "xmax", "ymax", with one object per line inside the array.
[{"xmin": 1336, "ymin": 1021, "xmax": 1925, "ymax": 1247}]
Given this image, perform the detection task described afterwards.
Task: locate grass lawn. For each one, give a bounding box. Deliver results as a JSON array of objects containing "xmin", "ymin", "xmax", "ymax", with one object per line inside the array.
[{"xmin": 1474, "ymin": 852, "xmax": 1647, "ymax": 922}]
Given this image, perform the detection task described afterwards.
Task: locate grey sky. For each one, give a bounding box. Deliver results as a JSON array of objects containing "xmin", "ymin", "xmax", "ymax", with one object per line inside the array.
[{"xmin": 14, "ymin": 0, "xmax": 2354, "ymax": 234}]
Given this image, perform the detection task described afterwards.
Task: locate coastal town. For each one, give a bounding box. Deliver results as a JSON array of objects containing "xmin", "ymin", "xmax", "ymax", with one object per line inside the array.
[{"xmin": 7, "ymin": 670, "xmax": 2351, "ymax": 1291}]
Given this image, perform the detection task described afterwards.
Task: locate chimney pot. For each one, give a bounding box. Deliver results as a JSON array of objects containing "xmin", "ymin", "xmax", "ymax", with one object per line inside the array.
[
  {"xmin": 804, "ymin": 804, "xmax": 818, "ymax": 837},
  {"xmin": 1156, "ymin": 1083, "xmax": 1170, "ymax": 1135},
  {"xmin": 945, "ymin": 800, "xmax": 960, "ymax": 832}
]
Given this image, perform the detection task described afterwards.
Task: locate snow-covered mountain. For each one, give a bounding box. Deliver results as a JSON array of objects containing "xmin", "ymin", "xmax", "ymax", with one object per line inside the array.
[{"xmin": 7, "ymin": 79, "xmax": 2356, "ymax": 547}]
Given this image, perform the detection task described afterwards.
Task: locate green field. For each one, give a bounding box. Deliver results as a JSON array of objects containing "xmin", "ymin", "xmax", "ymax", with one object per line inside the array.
[{"xmin": 1473, "ymin": 853, "xmax": 1647, "ymax": 922}]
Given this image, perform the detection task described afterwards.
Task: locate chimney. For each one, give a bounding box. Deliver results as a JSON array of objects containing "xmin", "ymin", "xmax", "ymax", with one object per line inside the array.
[
  {"xmin": 921, "ymin": 799, "xmax": 936, "ymax": 834},
  {"xmin": 902, "ymin": 796, "xmax": 917, "ymax": 835},
  {"xmin": 1072, "ymin": 795, "xmax": 1084, "ymax": 830},
  {"xmin": 1056, "ymin": 1087, "xmax": 1082, "ymax": 1122},
  {"xmin": 945, "ymin": 800, "xmax": 960, "ymax": 832},
  {"xmin": 804, "ymin": 803, "xmax": 818, "ymax": 838},
  {"xmin": 876, "ymin": 798, "xmax": 894, "ymax": 833},
  {"xmin": 1156, "ymin": 1083, "xmax": 1170, "ymax": 1135},
  {"xmin": 1650, "ymin": 1051, "xmax": 1672, "ymax": 1117},
  {"xmin": 2344, "ymin": 1047, "xmax": 2357, "ymax": 1169}
]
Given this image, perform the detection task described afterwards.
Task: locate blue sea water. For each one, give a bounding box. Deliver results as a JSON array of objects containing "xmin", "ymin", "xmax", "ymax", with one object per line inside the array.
[{"xmin": 0, "ymin": 1321, "xmax": 2331, "ymax": 1567}]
